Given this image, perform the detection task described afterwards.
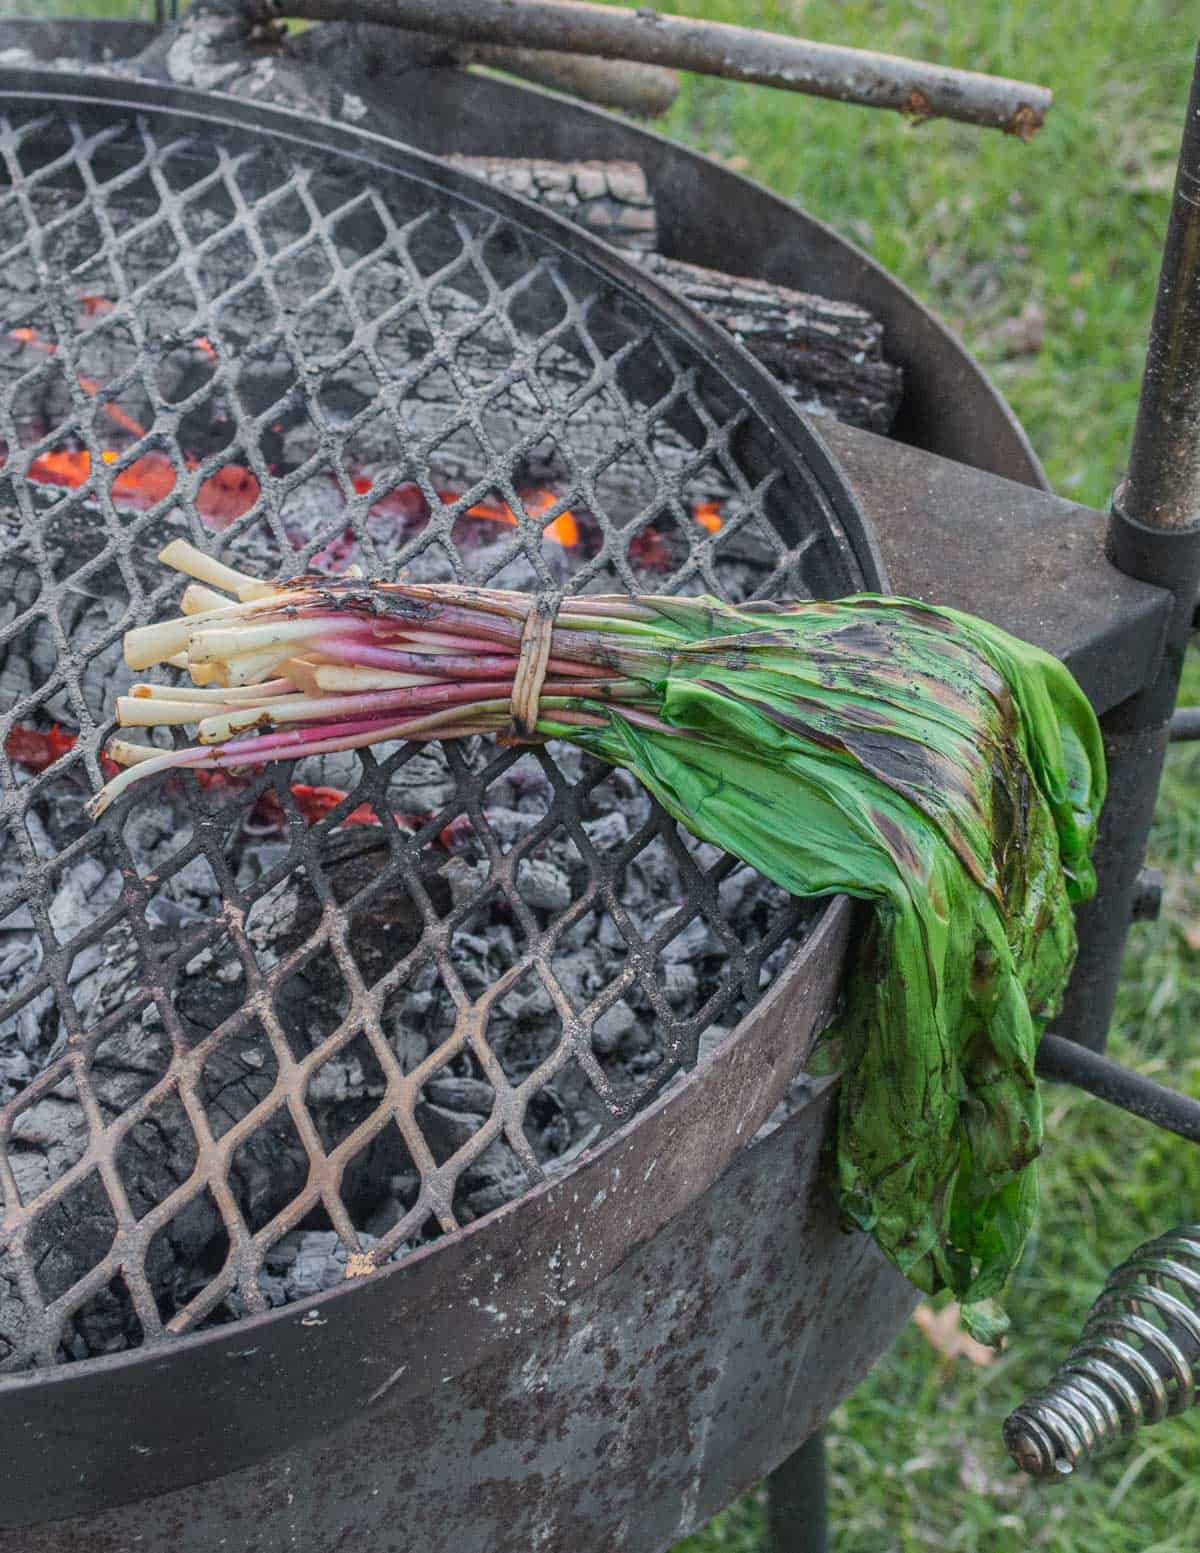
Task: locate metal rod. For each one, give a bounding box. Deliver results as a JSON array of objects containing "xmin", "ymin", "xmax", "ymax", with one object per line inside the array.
[
  {"xmin": 1037, "ymin": 1032, "xmax": 1200, "ymax": 1146},
  {"xmin": 767, "ymin": 1431, "xmax": 829, "ymax": 1553},
  {"xmin": 1124, "ymin": 49, "xmax": 1200, "ymax": 530},
  {"xmin": 251, "ymin": 0, "xmax": 1052, "ymax": 137},
  {"xmin": 1170, "ymin": 705, "xmax": 1200, "ymax": 740},
  {"xmin": 1056, "ymin": 43, "xmax": 1200, "ymax": 1052}
]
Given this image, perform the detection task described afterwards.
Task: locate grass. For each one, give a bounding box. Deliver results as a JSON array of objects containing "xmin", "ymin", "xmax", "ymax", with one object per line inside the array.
[
  {"xmin": 652, "ymin": 6, "xmax": 1200, "ymax": 1549},
  {"xmin": 26, "ymin": 2, "xmax": 1200, "ymax": 1545}
]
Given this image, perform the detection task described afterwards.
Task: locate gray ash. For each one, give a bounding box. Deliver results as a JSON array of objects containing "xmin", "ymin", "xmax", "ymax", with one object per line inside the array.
[
  {"xmin": 0, "ymin": 724, "xmax": 814, "ymax": 1370},
  {"xmin": 0, "ymin": 449, "xmax": 813, "ymax": 1370},
  {"xmin": 0, "ymin": 133, "xmax": 826, "ymax": 1373}
]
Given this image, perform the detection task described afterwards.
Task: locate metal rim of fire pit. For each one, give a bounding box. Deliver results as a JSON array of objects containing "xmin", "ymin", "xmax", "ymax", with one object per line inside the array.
[{"xmin": 0, "ymin": 68, "xmax": 882, "ymax": 1407}]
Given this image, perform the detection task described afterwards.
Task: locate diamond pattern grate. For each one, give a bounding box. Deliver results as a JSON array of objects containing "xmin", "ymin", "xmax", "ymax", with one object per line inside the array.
[{"xmin": 0, "ymin": 81, "xmax": 873, "ymax": 1370}]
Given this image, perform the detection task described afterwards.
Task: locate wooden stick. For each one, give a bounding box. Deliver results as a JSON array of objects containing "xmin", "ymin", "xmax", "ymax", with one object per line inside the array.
[
  {"xmin": 286, "ymin": 20, "xmax": 678, "ymax": 118},
  {"xmin": 466, "ymin": 44, "xmax": 678, "ymax": 118},
  {"xmin": 255, "ymin": 0, "xmax": 1051, "ymax": 138}
]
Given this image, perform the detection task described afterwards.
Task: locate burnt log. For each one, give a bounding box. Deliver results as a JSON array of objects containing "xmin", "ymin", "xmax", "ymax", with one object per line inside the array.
[
  {"xmin": 449, "ymin": 158, "xmax": 902, "ymax": 433},
  {"xmin": 447, "ymin": 154, "xmax": 659, "ymax": 252},
  {"xmin": 634, "ymin": 252, "xmax": 903, "ymax": 435}
]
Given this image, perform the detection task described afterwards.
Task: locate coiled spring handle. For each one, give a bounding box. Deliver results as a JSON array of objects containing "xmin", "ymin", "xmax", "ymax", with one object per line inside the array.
[{"xmin": 1004, "ymin": 1227, "xmax": 1200, "ymax": 1479}]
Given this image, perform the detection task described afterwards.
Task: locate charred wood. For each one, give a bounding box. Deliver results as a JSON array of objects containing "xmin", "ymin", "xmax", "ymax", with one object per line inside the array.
[
  {"xmin": 451, "ymin": 158, "xmax": 901, "ymax": 432},
  {"xmin": 446, "ymin": 154, "xmax": 659, "ymax": 252},
  {"xmin": 635, "ymin": 252, "xmax": 902, "ymax": 434}
]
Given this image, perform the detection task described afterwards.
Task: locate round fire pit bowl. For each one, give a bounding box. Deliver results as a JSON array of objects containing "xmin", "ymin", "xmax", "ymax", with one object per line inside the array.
[{"xmin": 0, "ymin": 72, "xmax": 919, "ymax": 1551}]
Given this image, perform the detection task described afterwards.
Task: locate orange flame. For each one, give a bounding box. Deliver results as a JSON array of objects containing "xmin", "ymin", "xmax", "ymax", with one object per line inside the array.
[
  {"xmin": 22, "ymin": 445, "xmax": 261, "ymax": 526},
  {"xmin": 518, "ymin": 486, "xmax": 580, "ymax": 547},
  {"xmin": 78, "ymin": 376, "xmax": 148, "ymax": 440},
  {"xmin": 462, "ymin": 487, "xmax": 579, "ymax": 548},
  {"xmin": 351, "ymin": 475, "xmax": 582, "ymax": 549},
  {"xmin": 10, "ymin": 306, "xmax": 725, "ymax": 549},
  {"xmin": 25, "ymin": 447, "xmax": 175, "ymax": 507}
]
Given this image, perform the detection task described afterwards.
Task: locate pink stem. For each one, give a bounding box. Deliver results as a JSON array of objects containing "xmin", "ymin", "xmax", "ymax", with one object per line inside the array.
[
  {"xmin": 306, "ymin": 641, "xmax": 605, "ymax": 680},
  {"xmin": 372, "ymin": 626, "xmax": 512, "ymax": 653}
]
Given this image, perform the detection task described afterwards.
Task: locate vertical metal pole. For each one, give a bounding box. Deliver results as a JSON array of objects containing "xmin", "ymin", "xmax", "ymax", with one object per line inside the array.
[
  {"xmin": 1057, "ymin": 42, "xmax": 1200, "ymax": 1050},
  {"xmin": 1124, "ymin": 49, "xmax": 1200, "ymax": 528},
  {"xmin": 767, "ymin": 1431, "xmax": 829, "ymax": 1553}
]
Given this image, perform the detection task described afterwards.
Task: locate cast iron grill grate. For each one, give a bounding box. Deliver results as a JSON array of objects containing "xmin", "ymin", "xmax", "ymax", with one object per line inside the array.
[{"xmin": 0, "ymin": 76, "xmax": 876, "ymax": 1370}]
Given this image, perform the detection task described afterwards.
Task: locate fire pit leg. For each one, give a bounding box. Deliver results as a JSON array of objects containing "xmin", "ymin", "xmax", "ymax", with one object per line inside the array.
[
  {"xmin": 1056, "ymin": 38, "xmax": 1200, "ymax": 1052},
  {"xmin": 765, "ymin": 1430, "xmax": 829, "ymax": 1553}
]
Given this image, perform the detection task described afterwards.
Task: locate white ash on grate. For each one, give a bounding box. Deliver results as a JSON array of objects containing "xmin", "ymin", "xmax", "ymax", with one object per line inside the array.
[
  {"xmin": 3, "ymin": 279, "xmax": 808, "ymax": 645},
  {"xmin": 0, "ymin": 93, "xmax": 841, "ymax": 1370},
  {"xmin": 2, "ymin": 111, "xmax": 898, "ymax": 612},
  {"xmin": 0, "ymin": 721, "xmax": 814, "ymax": 1369}
]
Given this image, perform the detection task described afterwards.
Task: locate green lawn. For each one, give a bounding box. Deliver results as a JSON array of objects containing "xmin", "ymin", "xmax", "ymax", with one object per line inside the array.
[
  {"xmin": 654, "ymin": 7, "xmax": 1200, "ymax": 1550},
  {"xmin": 25, "ymin": 3, "xmax": 1200, "ymax": 1546}
]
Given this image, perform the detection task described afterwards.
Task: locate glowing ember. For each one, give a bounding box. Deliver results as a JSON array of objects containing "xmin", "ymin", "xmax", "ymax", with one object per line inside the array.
[
  {"xmin": 26, "ymin": 447, "xmax": 175, "ymax": 508},
  {"xmin": 508, "ymin": 486, "xmax": 580, "ymax": 548},
  {"xmin": 6, "ymin": 303, "xmax": 727, "ymax": 556},
  {"xmin": 21, "ymin": 444, "xmax": 261, "ymax": 525},
  {"xmin": 4, "ymin": 724, "xmax": 85, "ymax": 774},
  {"xmin": 8, "ymin": 313, "xmax": 260, "ymax": 523},
  {"xmin": 4, "ymin": 725, "xmax": 467, "ymax": 847},
  {"xmin": 351, "ymin": 476, "xmax": 583, "ymax": 550},
  {"xmin": 627, "ymin": 524, "xmax": 673, "ymax": 572},
  {"xmin": 78, "ymin": 380, "xmax": 146, "ymax": 440},
  {"xmin": 462, "ymin": 489, "xmax": 579, "ymax": 547},
  {"xmin": 195, "ymin": 464, "xmax": 262, "ymax": 529}
]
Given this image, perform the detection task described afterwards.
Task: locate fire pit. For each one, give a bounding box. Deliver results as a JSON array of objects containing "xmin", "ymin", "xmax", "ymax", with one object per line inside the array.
[
  {"xmin": 3, "ymin": 17, "xmax": 1192, "ymax": 1553},
  {"xmin": 0, "ymin": 70, "xmax": 887, "ymax": 1363},
  {"xmin": 0, "ymin": 63, "xmax": 928, "ymax": 1548}
]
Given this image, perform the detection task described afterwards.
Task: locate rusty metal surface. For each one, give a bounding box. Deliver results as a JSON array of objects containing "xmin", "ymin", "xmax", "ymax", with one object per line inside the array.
[
  {"xmin": 0, "ymin": 1053, "xmax": 918, "ymax": 1552},
  {"xmin": 0, "ymin": 71, "xmax": 882, "ymax": 1382},
  {"xmin": 818, "ymin": 421, "xmax": 1172, "ymax": 716},
  {"xmin": 0, "ymin": 898, "xmax": 852, "ymax": 1529}
]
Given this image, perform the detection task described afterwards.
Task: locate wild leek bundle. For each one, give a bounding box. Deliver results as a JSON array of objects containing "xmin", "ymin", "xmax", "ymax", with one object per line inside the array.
[{"xmin": 93, "ymin": 542, "xmax": 1106, "ymax": 1334}]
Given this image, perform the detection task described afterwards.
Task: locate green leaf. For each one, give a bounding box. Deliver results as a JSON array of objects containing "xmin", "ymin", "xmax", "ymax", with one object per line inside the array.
[{"xmin": 542, "ymin": 594, "xmax": 1105, "ymax": 1317}]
